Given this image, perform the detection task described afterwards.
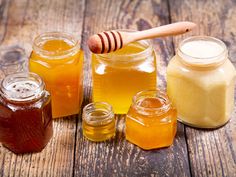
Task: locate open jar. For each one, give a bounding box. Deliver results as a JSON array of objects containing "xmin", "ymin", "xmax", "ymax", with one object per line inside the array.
[
  {"xmin": 82, "ymin": 102, "xmax": 116, "ymax": 142},
  {"xmin": 167, "ymin": 36, "xmax": 236, "ymax": 128},
  {"xmin": 0, "ymin": 72, "xmax": 53, "ymax": 154},
  {"xmin": 126, "ymin": 90, "xmax": 177, "ymax": 150},
  {"xmin": 29, "ymin": 32, "xmax": 83, "ymax": 118},
  {"xmin": 92, "ymin": 34, "xmax": 157, "ymax": 114}
]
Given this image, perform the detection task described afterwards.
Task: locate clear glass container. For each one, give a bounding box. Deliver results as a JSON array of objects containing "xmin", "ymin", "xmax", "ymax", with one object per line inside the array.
[
  {"xmin": 29, "ymin": 32, "xmax": 83, "ymax": 118},
  {"xmin": 167, "ymin": 36, "xmax": 236, "ymax": 128},
  {"xmin": 92, "ymin": 36, "xmax": 157, "ymax": 114},
  {"xmin": 126, "ymin": 90, "xmax": 177, "ymax": 150},
  {"xmin": 0, "ymin": 46, "xmax": 27, "ymax": 79},
  {"xmin": 82, "ymin": 102, "xmax": 116, "ymax": 142},
  {"xmin": 0, "ymin": 72, "xmax": 53, "ymax": 154}
]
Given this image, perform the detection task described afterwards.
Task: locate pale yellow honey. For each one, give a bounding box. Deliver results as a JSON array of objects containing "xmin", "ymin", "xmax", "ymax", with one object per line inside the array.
[{"xmin": 92, "ymin": 42, "xmax": 157, "ymax": 114}]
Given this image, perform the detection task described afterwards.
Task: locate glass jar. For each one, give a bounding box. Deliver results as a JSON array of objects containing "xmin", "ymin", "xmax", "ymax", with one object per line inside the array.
[
  {"xmin": 92, "ymin": 37, "xmax": 157, "ymax": 114},
  {"xmin": 82, "ymin": 102, "xmax": 115, "ymax": 142},
  {"xmin": 167, "ymin": 36, "xmax": 236, "ymax": 128},
  {"xmin": 29, "ymin": 32, "xmax": 83, "ymax": 118},
  {"xmin": 0, "ymin": 46, "xmax": 27, "ymax": 80},
  {"xmin": 0, "ymin": 72, "xmax": 53, "ymax": 154},
  {"xmin": 126, "ymin": 90, "xmax": 177, "ymax": 150}
]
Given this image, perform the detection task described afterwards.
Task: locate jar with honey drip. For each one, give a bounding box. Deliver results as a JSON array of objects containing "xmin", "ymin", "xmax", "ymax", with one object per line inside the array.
[{"xmin": 126, "ymin": 90, "xmax": 177, "ymax": 150}]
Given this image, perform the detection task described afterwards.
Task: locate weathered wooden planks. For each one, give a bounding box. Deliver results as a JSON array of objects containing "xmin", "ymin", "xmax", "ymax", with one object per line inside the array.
[
  {"xmin": 0, "ymin": 0, "xmax": 85, "ymax": 176},
  {"xmin": 74, "ymin": 0, "xmax": 190, "ymax": 176},
  {"xmin": 169, "ymin": 0, "xmax": 236, "ymax": 176}
]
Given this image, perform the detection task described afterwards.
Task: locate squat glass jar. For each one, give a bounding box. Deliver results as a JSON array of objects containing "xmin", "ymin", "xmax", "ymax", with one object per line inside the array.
[
  {"xmin": 92, "ymin": 37, "xmax": 157, "ymax": 114},
  {"xmin": 0, "ymin": 72, "xmax": 53, "ymax": 154},
  {"xmin": 167, "ymin": 36, "xmax": 236, "ymax": 128},
  {"xmin": 29, "ymin": 32, "xmax": 83, "ymax": 118},
  {"xmin": 126, "ymin": 90, "xmax": 177, "ymax": 150}
]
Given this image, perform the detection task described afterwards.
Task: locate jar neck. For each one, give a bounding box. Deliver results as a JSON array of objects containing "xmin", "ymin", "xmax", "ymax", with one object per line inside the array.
[
  {"xmin": 177, "ymin": 36, "xmax": 228, "ymax": 69},
  {"xmin": 82, "ymin": 102, "xmax": 114, "ymax": 124},
  {"xmin": 32, "ymin": 32, "xmax": 80, "ymax": 60},
  {"xmin": 0, "ymin": 72, "xmax": 45, "ymax": 103},
  {"xmin": 132, "ymin": 90, "xmax": 171, "ymax": 116},
  {"xmin": 95, "ymin": 39, "xmax": 153, "ymax": 63}
]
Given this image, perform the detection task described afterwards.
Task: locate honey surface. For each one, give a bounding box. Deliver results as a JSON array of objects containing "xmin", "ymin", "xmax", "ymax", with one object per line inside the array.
[
  {"xmin": 92, "ymin": 42, "xmax": 156, "ymax": 114},
  {"xmin": 126, "ymin": 97, "xmax": 177, "ymax": 150},
  {"xmin": 29, "ymin": 39, "xmax": 83, "ymax": 118},
  {"xmin": 82, "ymin": 110, "xmax": 115, "ymax": 142}
]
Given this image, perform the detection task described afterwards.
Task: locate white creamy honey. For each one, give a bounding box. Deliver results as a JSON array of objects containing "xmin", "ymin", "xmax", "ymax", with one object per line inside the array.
[{"xmin": 167, "ymin": 36, "xmax": 236, "ymax": 128}]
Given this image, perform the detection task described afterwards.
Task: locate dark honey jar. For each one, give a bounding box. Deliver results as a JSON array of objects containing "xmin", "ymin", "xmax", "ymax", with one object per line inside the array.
[{"xmin": 0, "ymin": 72, "xmax": 53, "ymax": 154}]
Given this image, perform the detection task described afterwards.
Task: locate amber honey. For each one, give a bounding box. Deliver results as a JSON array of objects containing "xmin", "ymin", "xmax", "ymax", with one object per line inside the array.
[
  {"xmin": 126, "ymin": 90, "xmax": 177, "ymax": 150},
  {"xmin": 82, "ymin": 102, "xmax": 116, "ymax": 142},
  {"xmin": 0, "ymin": 72, "xmax": 53, "ymax": 154},
  {"xmin": 29, "ymin": 32, "xmax": 83, "ymax": 118},
  {"xmin": 92, "ymin": 40, "xmax": 157, "ymax": 114}
]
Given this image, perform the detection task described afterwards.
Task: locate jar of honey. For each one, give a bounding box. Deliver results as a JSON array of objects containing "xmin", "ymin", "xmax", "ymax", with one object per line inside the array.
[
  {"xmin": 29, "ymin": 32, "xmax": 83, "ymax": 118},
  {"xmin": 126, "ymin": 90, "xmax": 177, "ymax": 150},
  {"xmin": 92, "ymin": 36, "xmax": 157, "ymax": 114},
  {"xmin": 0, "ymin": 72, "xmax": 53, "ymax": 154},
  {"xmin": 82, "ymin": 102, "xmax": 115, "ymax": 142},
  {"xmin": 167, "ymin": 36, "xmax": 236, "ymax": 128}
]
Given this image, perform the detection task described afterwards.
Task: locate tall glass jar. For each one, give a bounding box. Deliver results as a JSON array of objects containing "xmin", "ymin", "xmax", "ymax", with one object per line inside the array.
[
  {"xmin": 167, "ymin": 36, "xmax": 236, "ymax": 128},
  {"xmin": 92, "ymin": 38, "xmax": 157, "ymax": 114},
  {"xmin": 0, "ymin": 72, "xmax": 53, "ymax": 154},
  {"xmin": 29, "ymin": 32, "xmax": 83, "ymax": 118}
]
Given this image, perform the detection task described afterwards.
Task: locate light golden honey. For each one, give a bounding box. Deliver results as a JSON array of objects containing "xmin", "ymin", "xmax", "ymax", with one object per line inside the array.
[
  {"xmin": 82, "ymin": 102, "xmax": 115, "ymax": 142},
  {"xmin": 92, "ymin": 41, "xmax": 157, "ymax": 114},
  {"xmin": 29, "ymin": 33, "xmax": 83, "ymax": 118},
  {"xmin": 126, "ymin": 90, "xmax": 177, "ymax": 150}
]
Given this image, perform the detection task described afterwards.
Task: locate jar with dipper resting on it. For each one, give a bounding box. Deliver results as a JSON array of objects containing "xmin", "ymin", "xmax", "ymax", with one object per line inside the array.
[
  {"xmin": 167, "ymin": 36, "xmax": 236, "ymax": 128},
  {"xmin": 0, "ymin": 72, "xmax": 53, "ymax": 154},
  {"xmin": 29, "ymin": 32, "xmax": 83, "ymax": 118},
  {"xmin": 82, "ymin": 102, "xmax": 116, "ymax": 142},
  {"xmin": 92, "ymin": 33, "xmax": 157, "ymax": 114},
  {"xmin": 126, "ymin": 90, "xmax": 177, "ymax": 150}
]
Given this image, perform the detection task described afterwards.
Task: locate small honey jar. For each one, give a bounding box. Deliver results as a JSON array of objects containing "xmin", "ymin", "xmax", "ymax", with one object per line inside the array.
[
  {"xmin": 82, "ymin": 102, "xmax": 116, "ymax": 142},
  {"xmin": 0, "ymin": 72, "xmax": 53, "ymax": 154},
  {"xmin": 126, "ymin": 90, "xmax": 177, "ymax": 150}
]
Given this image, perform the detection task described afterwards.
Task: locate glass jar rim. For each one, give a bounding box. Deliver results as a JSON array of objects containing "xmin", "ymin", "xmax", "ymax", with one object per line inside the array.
[
  {"xmin": 177, "ymin": 36, "xmax": 228, "ymax": 67},
  {"xmin": 32, "ymin": 31, "xmax": 80, "ymax": 59},
  {"xmin": 0, "ymin": 45, "xmax": 26, "ymax": 66},
  {"xmin": 82, "ymin": 102, "xmax": 114, "ymax": 124},
  {"xmin": 132, "ymin": 90, "xmax": 171, "ymax": 113},
  {"xmin": 95, "ymin": 30, "xmax": 153, "ymax": 62},
  {"xmin": 0, "ymin": 72, "xmax": 45, "ymax": 102}
]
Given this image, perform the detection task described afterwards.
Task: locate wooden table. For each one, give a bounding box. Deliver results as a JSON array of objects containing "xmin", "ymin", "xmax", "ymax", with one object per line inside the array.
[{"xmin": 0, "ymin": 0, "xmax": 236, "ymax": 176}]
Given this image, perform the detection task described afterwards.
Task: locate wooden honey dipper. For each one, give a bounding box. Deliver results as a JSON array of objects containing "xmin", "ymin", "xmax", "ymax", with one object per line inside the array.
[{"xmin": 88, "ymin": 21, "xmax": 196, "ymax": 54}]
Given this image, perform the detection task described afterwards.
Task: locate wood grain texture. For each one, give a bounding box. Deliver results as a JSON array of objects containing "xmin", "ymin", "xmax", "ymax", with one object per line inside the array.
[
  {"xmin": 74, "ymin": 0, "xmax": 190, "ymax": 176},
  {"xmin": 169, "ymin": 0, "xmax": 236, "ymax": 176},
  {"xmin": 0, "ymin": 0, "xmax": 85, "ymax": 176}
]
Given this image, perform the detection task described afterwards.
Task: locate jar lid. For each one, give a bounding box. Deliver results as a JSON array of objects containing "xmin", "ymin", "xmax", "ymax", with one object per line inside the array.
[
  {"xmin": 0, "ymin": 72, "xmax": 45, "ymax": 102},
  {"xmin": 0, "ymin": 46, "xmax": 26, "ymax": 66},
  {"xmin": 178, "ymin": 36, "xmax": 228, "ymax": 67}
]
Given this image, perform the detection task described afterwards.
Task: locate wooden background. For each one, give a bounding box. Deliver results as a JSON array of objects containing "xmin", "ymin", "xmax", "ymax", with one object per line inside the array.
[{"xmin": 0, "ymin": 0, "xmax": 236, "ymax": 176}]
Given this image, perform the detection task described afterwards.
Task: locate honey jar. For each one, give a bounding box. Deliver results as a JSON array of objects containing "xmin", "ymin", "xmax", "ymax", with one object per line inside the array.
[
  {"xmin": 92, "ymin": 37, "xmax": 157, "ymax": 114},
  {"xmin": 82, "ymin": 102, "xmax": 116, "ymax": 142},
  {"xmin": 126, "ymin": 90, "xmax": 177, "ymax": 150},
  {"xmin": 29, "ymin": 32, "xmax": 83, "ymax": 118},
  {"xmin": 167, "ymin": 36, "xmax": 236, "ymax": 128},
  {"xmin": 0, "ymin": 72, "xmax": 53, "ymax": 154}
]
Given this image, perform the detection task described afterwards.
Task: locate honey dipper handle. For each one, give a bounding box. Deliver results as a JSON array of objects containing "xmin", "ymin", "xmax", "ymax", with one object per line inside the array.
[{"xmin": 130, "ymin": 21, "xmax": 196, "ymax": 41}]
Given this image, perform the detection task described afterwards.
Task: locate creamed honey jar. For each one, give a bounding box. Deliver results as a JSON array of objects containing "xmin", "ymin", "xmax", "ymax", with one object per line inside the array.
[{"xmin": 167, "ymin": 36, "xmax": 236, "ymax": 128}]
